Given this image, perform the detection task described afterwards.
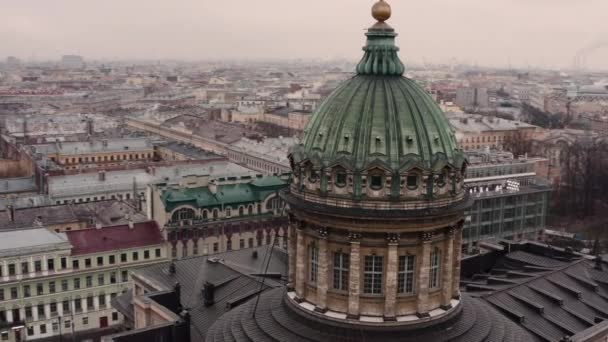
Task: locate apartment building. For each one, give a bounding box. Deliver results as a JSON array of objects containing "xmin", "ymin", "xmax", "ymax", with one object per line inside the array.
[{"xmin": 0, "ymin": 222, "xmax": 167, "ymax": 341}]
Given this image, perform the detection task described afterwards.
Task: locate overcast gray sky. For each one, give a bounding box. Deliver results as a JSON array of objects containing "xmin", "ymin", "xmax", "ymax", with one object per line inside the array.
[{"xmin": 2, "ymin": 0, "xmax": 607, "ymax": 69}]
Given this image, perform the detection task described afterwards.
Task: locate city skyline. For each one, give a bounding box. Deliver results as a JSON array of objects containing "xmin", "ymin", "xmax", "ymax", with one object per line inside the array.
[{"xmin": 2, "ymin": 0, "xmax": 608, "ymax": 70}]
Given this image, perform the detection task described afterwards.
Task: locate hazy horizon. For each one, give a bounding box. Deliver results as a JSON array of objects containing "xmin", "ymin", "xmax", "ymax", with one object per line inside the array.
[{"xmin": 2, "ymin": 0, "xmax": 608, "ymax": 70}]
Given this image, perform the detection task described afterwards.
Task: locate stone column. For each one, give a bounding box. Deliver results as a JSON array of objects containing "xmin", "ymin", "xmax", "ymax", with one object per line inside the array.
[
  {"xmin": 6, "ymin": 309, "xmax": 13, "ymax": 323},
  {"xmin": 1, "ymin": 261, "xmax": 7, "ymax": 281},
  {"xmin": 416, "ymin": 232, "xmax": 432, "ymax": 317},
  {"xmin": 347, "ymin": 233, "xmax": 361, "ymax": 319},
  {"xmin": 295, "ymin": 228, "xmax": 307, "ymax": 299},
  {"xmin": 384, "ymin": 234, "xmax": 399, "ymax": 319},
  {"xmin": 316, "ymin": 228, "xmax": 329, "ymax": 311},
  {"xmin": 452, "ymin": 222, "xmax": 464, "ymax": 298},
  {"xmin": 441, "ymin": 227, "xmax": 455, "ymax": 309}
]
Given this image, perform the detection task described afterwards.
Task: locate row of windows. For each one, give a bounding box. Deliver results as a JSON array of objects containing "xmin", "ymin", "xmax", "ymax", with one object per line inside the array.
[
  {"xmin": 0, "ymin": 293, "xmax": 121, "ymax": 324},
  {"xmin": 0, "ymin": 270, "xmax": 129, "ymax": 301},
  {"xmin": 308, "ymin": 248, "xmax": 442, "ymax": 295},
  {"xmin": 19, "ymin": 311, "xmax": 118, "ymax": 338},
  {"xmin": 75, "ymin": 248, "xmax": 162, "ymax": 269},
  {"xmin": 55, "ymin": 152, "xmax": 153, "ymax": 165},
  {"xmin": 0, "ymin": 257, "xmax": 67, "ymax": 277},
  {"xmin": 56, "ymin": 191, "xmax": 145, "ymax": 205}
]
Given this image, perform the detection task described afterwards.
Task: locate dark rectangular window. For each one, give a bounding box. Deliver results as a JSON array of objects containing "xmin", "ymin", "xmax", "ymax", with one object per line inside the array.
[
  {"xmin": 121, "ymin": 253, "xmax": 127, "ymax": 262},
  {"xmin": 86, "ymin": 276, "xmax": 92, "ymax": 287},
  {"xmin": 85, "ymin": 258, "xmax": 91, "ymax": 268},
  {"xmin": 109, "ymin": 255, "xmax": 115, "ymax": 264},
  {"xmin": 60, "ymin": 257, "xmax": 67, "ymax": 269},
  {"xmin": 34, "ymin": 261, "xmax": 42, "ymax": 272},
  {"xmin": 332, "ymin": 252, "xmax": 349, "ymax": 291},
  {"xmin": 8, "ymin": 264, "xmax": 15, "ymax": 276},
  {"xmin": 121, "ymin": 270, "xmax": 128, "ymax": 282},
  {"xmin": 397, "ymin": 255, "xmax": 415, "ymax": 294},
  {"xmin": 23, "ymin": 285, "xmax": 30, "ymax": 298},
  {"xmin": 144, "ymin": 250, "xmax": 150, "ymax": 259},
  {"xmin": 61, "ymin": 280, "xmax": 69, "ymax": 291},
  {"xmin": 10, "ymin": 287, "xmax": 17, "ymax": 300},
  {"xmin": 155, "ymin": 249, "xmax": 161, "ymax": 258},
  {"xmin": 36, "ymin": 283, "xmax": 44, "ymax": 296},
  {"xmin": 21, "ymin": 262, "xmax": 29, "ymax": 274},
  {"xmin": 49, "ymin": 281, "xmax": 56, "ymax": 294},
  {"xmin": 72, "ymin": 260, "xmax": 79, "ymax": 269},
  {"xmin": 74, "ymin": 278, "xmax": 81, "ymax": 289},
  {"xmin": 98, "ymin": 274, "xmax": 105, "ymax": 286},
  {"xmin": 363, "ymin": 255, "xmax": 383, "ymax": 294},
  {"xmin": 47, "ymin": 259, "xmax": 54, "ymax": 271},
  {"xmin": 97, "ymin": 256, "xmax": 103, "ymax": 266},
  {"xmin": 37, "ymin": 305, "xmax": 45, "ymax": 319},
  {"xmin": 132, "ymin": 252, "xmax": 139, "ymax": 261}
]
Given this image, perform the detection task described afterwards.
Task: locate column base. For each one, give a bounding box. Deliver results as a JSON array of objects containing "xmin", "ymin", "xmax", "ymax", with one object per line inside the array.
[
  {"xmin": 346, "ymin": 314, "xmax": 360, "ymax": 320},
  {"xmin": 440, "ymin": 304, "xmax": 452, "ymax": 311},
  {"xmin": 416, "ymin": 312, "xmax": 430, "ymax": 318},
  {"xmin": 294, "ymin": 297, "xmax": 305, "ymax": 303},
  {"xmin": 314, "ymin": 307, "xmax": 328, "ymax": 313},
  {"xmin": 383, "ymin": 316, "xmax": 396, "ymax": 322}
]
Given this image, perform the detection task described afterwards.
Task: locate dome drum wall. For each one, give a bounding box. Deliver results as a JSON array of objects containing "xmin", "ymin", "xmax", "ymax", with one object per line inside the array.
[{"xmin": 285, "ymin": 210, "xmax": 465, "ymax": 322}]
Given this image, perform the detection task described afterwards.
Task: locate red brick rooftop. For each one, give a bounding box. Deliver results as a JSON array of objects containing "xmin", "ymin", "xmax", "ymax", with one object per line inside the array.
[{"xmin": 66, "ymin": 221, "xmax": 164, "ymax": 256}]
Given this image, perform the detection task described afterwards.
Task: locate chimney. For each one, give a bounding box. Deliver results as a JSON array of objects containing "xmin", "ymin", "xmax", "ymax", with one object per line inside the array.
[
  {"xmin": 209, "ymin": 180, "xmax": 217, "ymax": 195},
  {"xmin": 595, "ymin": 255, "xmax": 603, "ymax": 271},
  {"xmin": 128, "ymin": 218, "xmax": 134, "ymax": 229},
  {"xmin": 7, "ymin": 205, "xmax": 15, "ymax": 222},
  {"xmin": 203, "ymin": 281, "xmax": 215, "ymax": 306},
  {"xmin": 95, "ymin": 222, "xmax": 102, "ymax": 229},
  {"xmin": 169, "ymin": 261, "xmax": 176, "ymax": 275},
  {"xmin": 98, "ymin": 170, "xmax": 106, "ymax": 181}
]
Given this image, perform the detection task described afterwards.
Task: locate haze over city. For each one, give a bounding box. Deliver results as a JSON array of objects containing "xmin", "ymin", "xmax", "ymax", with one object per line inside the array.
[{"xmin": 3, "ymin": 0, "xmax": 608, "ymax": 69}]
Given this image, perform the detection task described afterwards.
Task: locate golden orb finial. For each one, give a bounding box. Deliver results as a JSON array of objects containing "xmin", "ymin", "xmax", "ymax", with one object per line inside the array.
[{"xmin": 371, "ymin": 0, "xmax": 391, "ymax": 22}]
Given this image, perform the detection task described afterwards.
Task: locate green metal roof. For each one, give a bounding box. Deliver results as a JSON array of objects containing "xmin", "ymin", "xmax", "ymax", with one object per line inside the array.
[
  {"xmin": 161, "ymin": 176, "xmax": 287, "ymax": 212},
  {"xmin": 289, "ymin": 20, "xmax": 465, "ymax": 173}
]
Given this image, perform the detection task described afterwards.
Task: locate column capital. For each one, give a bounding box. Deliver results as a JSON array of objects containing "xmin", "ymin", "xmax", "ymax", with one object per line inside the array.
[
  {"xmin": 446, "ymin": 226, "xmax": 456, "ymax": 237},
  {"xmin": 348, "ymin": 232, "xmax": 362, "ymax": 242},
  {"xmin": 386, "ymin": 233, "xmax": 400, "ymax": 244},
  {"xmin": 421, "ymin": 231, "xmax": 433, "ymax": 242},
  {"xmin": 317, "ymin": 227, "xmax": 329, "ymax": 239},
  {"xmin": 295, "ymin": 220, "xmax": 305, "ymax": 230}
]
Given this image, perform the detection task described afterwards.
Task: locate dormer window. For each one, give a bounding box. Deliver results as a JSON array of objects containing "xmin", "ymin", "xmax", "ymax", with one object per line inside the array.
[
  {"xmin": 335, "ymin": 171, "xmax": 347, "ymax": 188},
  {"xmin": 370, "ymin": 175, "xmax": 383, "ymax": 190},
  {"xmin": 406, "ymin": 174, "xmax": 418, "ymax": 189},
  {"xmin": 437, "ymin": 173, "xmax": 446, "ymax": 188},
  {"xmin": 308, "ymin": 169, "xmax": 318, "ymax": 183}
]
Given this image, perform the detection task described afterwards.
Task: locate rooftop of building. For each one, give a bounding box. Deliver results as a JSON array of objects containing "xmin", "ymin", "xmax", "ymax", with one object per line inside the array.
[
  {"xmin": 161, "ymin": 175, "xmax": 287, "ymax": 212},
  {"xmin": 0, "ymin": 176, "xmax": 37, "ymax": 194},
  {"xmin": 158, "ymin": 141, "xmax": 220, "ymax": 160},
  {"xmin": 461, "ymin": 241, "xmax": 608, "ymax": 341},
  {"xmin": 65, "ymin": 220, "xmax": 164, "ymax": 256},
  {"xmin": 447, "ymin": 113, "xmax": 536, "ymax": 133},
  {"xmin": 47, "ymin": 161, "xmax": 256, "ymax": 197},
  {"xmin": 32, "ymin": 137, "xmax": 153, "ymax": 156},
  {"xmin": 0, "ymin": 228, "xmax": 70, "ymax": 257},
  {"xmin": 117, "ymin": 245, "xmax": 287, "ymax": 341},
  {"xmin": 0, "ymin": 199, "xmax": 147, "ymax": 230},
  {"xmin": 232, "ymin": 136, "xmax": 295, "ymax": 165}
]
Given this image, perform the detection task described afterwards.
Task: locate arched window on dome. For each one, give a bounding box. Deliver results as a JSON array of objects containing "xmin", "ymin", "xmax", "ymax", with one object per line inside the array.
[
  {"xmin": 334, "ymin": 168, "xmax": 347, "ymax": 188},
  {"xmin": 308, "ymin": 168, "xmax": 318, "ymax": 183},
  {"xmin": 406, "ymin": 173, "xmax": 419, "ymax": 190},
  {"xmin": 238, "ymin": 206, "xmax": 244, "ymax": 216},
  {"xmin": 202, "ymin": 210, "xmax": 208, "ymax": 220},
  {"xmin": 248, "ymin": 205, "xmax": 254, "ymax": 215},
  {"xmin": 368, "ymin": 169, "xmax": 384, "ymax": 190},
  {"xmin": 212, "ymin": 209, "xmax": 219, "ymax": 220},
  {"xmin": 436, "ymin": 169, "xmax": 448, "ymax": 188}
]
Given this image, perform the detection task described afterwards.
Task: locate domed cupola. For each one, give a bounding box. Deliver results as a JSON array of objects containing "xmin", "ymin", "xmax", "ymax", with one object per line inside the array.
[{"xmin": 289, "ymin": 0, "xmax": 467, "ymax": 209}]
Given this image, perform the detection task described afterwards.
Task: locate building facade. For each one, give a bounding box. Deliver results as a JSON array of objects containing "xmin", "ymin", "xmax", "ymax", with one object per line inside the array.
[
  {"xmin": 149, "ymin": 174, "xmax": 289, "ymax": 259},
  {"xmin": 0, "ymin": 223, "xmax": 167, "ymax": 341}
]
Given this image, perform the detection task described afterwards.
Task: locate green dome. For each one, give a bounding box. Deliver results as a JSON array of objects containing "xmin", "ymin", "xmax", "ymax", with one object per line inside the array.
[{"xmin": 289, "ymin": 22, "xmax": 465, "ymax": 173}]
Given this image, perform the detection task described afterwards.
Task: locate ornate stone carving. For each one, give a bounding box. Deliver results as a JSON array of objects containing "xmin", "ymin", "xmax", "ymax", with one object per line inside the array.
[
  {"xmin": 421, "ymin": 231, "xmax": 433, "ymax": 241},
  {"xmin": 318, "ymin": 227, "xmax": 329, "ymax": 238},
  {"xmin": 348, "ymin": 232, "xmax": 362, "ymax": 242},
  {"xmin": 386, "ymin": 233, "xmax": 400, "ymax": 244}
]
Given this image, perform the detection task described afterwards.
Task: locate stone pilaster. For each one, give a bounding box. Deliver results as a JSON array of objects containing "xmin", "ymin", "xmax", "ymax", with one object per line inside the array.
[
  {"xmin": 287, "ymin": 220, "xmax": 299, "ymax": 290},
  {"xmin": 416, "ymin": 231, "xmax": 432, "ymax": 317},
  {"xmin": 295, "ymin": 228, "xmax": 307, "ymax": 299},
  {"xmin": 452, "ymin": 222, "xmax": 463, "ymax": 298},
  {"xmin": 384, "ymin": 233, "xmax": 399, "ymax": 319},
  {"xmin": 316, "ymin": 228, "xmax": 329, "ymax": 311},
  {"xmin": 441, "ymin": 227, "xmax": 455, "ymax": 309},
  {"xmin": 347, "ymin": 232, "xmax": 362, "ymax": 318}
]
